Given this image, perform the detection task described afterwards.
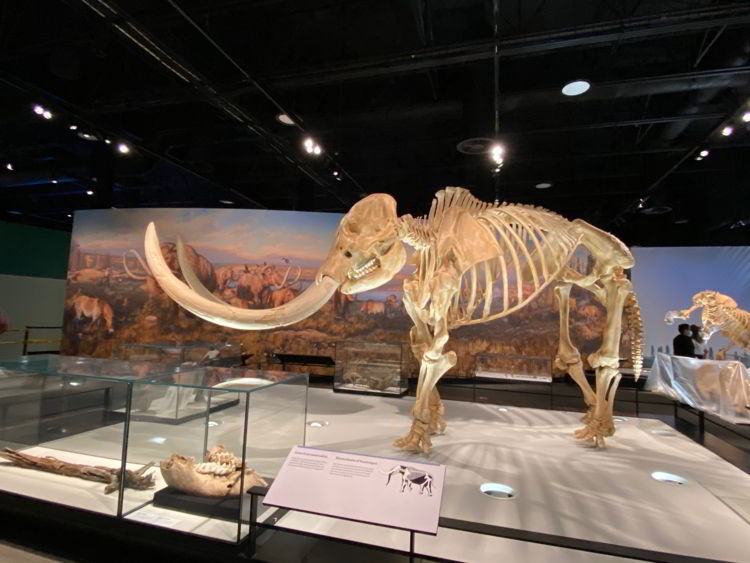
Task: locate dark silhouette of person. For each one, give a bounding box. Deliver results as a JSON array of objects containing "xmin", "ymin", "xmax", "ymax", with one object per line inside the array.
[
  {"xmin": 690, "ymin": 324, "xmax": 705, "ymax": 359},
  {"xmin": 673, "ymin": 323, "xmax": 695, "ymax": 358}
]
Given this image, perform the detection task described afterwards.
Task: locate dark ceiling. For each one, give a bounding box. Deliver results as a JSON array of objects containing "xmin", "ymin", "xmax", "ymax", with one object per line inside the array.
[{"xmin": 1, "ymin": 0, "xmax": 749, "ymax": 246}]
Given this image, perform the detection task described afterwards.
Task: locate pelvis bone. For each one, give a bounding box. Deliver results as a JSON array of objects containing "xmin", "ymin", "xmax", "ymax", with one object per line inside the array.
[{"xmin": 160, "ymin": 445, "xmax": 267, "ymax": 497}]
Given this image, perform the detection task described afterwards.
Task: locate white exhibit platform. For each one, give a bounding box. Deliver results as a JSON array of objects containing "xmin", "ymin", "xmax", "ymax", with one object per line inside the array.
[{"xmin": 1, "ymin": 388, "xmax": 750, "ymax": 561}]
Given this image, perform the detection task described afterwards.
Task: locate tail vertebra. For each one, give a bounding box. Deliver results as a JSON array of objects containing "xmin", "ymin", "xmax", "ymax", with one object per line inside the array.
[{"xmin": 625, "ymin": 292, "xmax": 644, "ymax": 380}]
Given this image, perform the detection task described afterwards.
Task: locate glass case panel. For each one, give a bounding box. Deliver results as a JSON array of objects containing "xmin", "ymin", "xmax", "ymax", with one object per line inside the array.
[
  {"xmin": 333, "ymin": 340, "xmax": 408, "ymax": 396},
  {"xmin": 475, "ymin": 353, "xmax": 552, "ymax": 383},
  {"xmin": 118, "ymin": 340, "xmax": 245, "ymax": 367},
  {"xmin": 0, "ymin": 354, "xmax": 172, "ymax": 517},
  {"xmin": 122, "ymin": 367, "xmax": 308, "ymax": 543}
]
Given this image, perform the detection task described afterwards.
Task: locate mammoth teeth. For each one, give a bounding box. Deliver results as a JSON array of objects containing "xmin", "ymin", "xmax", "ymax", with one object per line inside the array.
[
  {"xmin": 349, "ymin": 257, "xmax": 381, "ymax": 280},
  {"xmin": 195, "ymin": 462, "xmax": 235, "ymax": 476},
  {"xmin": 160, "ymin": 446, "xmax": 267, "ymax": 497}
]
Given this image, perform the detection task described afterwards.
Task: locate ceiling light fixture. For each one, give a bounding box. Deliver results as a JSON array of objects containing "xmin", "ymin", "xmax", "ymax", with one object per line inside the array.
[
  {"xmin": 699, "ymin": 149, "xmax": 709, "ymax": 157},
  {"xmin": 5, "ymin": 163, "xmax": 13, "ymax": 171},
  {"xmin": 489, "ymin": 143, "xmax": 505, "ymax": 165},
  {"xmin": 535, "ymin": 182, "xmax": 552, "ymax": 189},
  {"xmin": 86, "ymin": 190, "xmax": 94, "ymax": 195},
  {"xmin": 742, "ymin": 111, "xmax": 750, "ymax": 123},
  {"xmin": 52, "ymin": 180, "xmax": 58, "ymax": 184},
  {"xmin": 313, "ymin": 145, "xmax": 322, "ymax": 155},
  {"xmin": 42, "ymin": 110, "xmax": 53, "ymax": 120},
  {"xmin": 78, "ymin": 132, "xmax": 97, "ymax": 141},
  {"xmin": 276, "ymin": 113, "xmax": 295, "ymax": 126},
  {"xmin": 33, "ymin": 104, "xmax": 44, "ymax": 115},
  {"xmin": 117, "ymin": 142, "xmax": 131, "ymax": 154},
  {"xmin": 562, "ymin": 80, "xmax": 590, "ymax": 96},
  {"xmin": 219, "ymin": 199, "xmax": 234, "ymax": 205},
  {"xmin": 104, "ymin": 139, "xmax": 111, "ymax": 145},
  {"xmin": 721, "ymin": 126, "xmax": 733, "ymax": 136},
  {"xmin": 303, "ymin": 137, "xmax": 322, "ymax": 155},
  {"xmin": 69, "ymin": 125, "xmax": 78, "ymax": 131},
  {"xmin": 695, "ymin": 156, "xmax": 703, "ymax": 161},
  {"xmin": 67, "ymin": 214, "xmax": 72, "ymax": 218}
]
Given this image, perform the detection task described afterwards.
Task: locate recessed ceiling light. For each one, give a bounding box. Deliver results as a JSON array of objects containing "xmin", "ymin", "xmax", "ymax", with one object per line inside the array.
[
  {"xmin": 219, "ymin": 199, "xmax": 234, "ymax": 205},
  {"xmin": 104, "ymin": 139, "xmax": 111, "ymax": 144},
  {"xmin": 535, "ymin": 182, "xmax": 552, "ymax": 189},
  {"xmin": 699, "ymin": 149, "xmax": 709, "ymax": 157},
  {"xmin": 721, "ymin": 126, "xmax": 733, "ymax": 136},
  {"xmin": 52, "ymin": 180, "xmax": 58, "ymax": 184},
  {"xmin": 332, "ymin": 170, "xmax": 339, "ymax": 176},
  {"xmin": 42, "ymin": 110, "xmax": 53, "ymax": 120},
  {"xmin": 276, "ymin": 113, "xmax": 295, "ymax": 126},
  {"xmin": 117, "ymin": 142, "xmax": 130, "ymax": 154},
  {"xmin": 33, "ymin": 104, "xmax": 44, "ymax": 115},
  {"xmin": 742, "ymin": 111, "xmax": 750, "ymax": 123},
  {"xmin": 67, "ymin": 214, "xmax": 72, "ymax": 218},
  {"xmin": 694, "ymin": 156, "xmax": 703, "ymax": 161},
  {"xmin": 78, "ymin": 132, "xmax": 97, "ymax": 141},
  {"xmin": 5, "ymin": 163, "xmax": 13, "ymax": 171},
  {"xmin": 86, "ymin": 190, "xmax": 94, "ymax": 195},
  {"xmin": 562, "ymin": 80, "xmax": 590, "ymax": 96},
  {"xmin": 490, "ymin": 143, "xmax": 505, "ymax": 165},
  {"xmin": 69, "ymin": 125, "xmax": 78, "ymax": 130}
]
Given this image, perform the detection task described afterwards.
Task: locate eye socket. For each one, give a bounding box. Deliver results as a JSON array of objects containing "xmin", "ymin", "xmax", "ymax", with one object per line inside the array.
[{"xmin": 344, "ymin": 250, "xmax": 352, "ymax": 258}]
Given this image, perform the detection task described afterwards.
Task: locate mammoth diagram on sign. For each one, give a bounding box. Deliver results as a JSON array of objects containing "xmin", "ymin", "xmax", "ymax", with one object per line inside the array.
[{"xmin": 144, "ymin": 187, "xmax": 643, "ymax": 453}]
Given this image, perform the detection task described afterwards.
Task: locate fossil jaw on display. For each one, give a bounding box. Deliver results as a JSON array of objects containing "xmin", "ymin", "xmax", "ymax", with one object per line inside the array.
[
  {"xmin": 145, "ymin": 187, "xmax": 643, "ymax": 453},
  {"xmin": 159, "ymin": 446, "xmax": 267, "ymax": 497}
]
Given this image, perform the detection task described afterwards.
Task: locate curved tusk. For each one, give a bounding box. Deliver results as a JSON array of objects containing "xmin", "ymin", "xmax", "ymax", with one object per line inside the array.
[
  {"xmin": 145, "ymin": 223, "xmax": 338, "ymax": 330},
  {"xmin": 177, "ymin": 235, "xmax": 226, "ymax": 305}
]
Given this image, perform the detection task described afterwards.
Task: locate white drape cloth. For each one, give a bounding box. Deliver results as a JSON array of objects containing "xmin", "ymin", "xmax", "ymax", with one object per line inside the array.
[{"xmin": 646, "ymin": 353, "xmax": 750, "ymax": 424}]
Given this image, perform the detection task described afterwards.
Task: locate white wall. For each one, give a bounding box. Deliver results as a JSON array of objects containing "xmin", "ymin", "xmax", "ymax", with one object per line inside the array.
[{"xmin": 0, "ymin": 274, "xmax": 66, "ymax": 359}]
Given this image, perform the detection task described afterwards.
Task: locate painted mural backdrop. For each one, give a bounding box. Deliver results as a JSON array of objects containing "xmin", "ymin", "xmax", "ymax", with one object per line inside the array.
[{"xmin": 62, "ymin": 208, "xmax": 611, "ymax": 376}]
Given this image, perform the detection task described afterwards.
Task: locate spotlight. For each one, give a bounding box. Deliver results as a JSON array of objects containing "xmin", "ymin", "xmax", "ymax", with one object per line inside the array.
[
  {"xmin": 67, "ymin": 214, "xmax": 72, "ymax": 218},
  {"xmin": 699, "ymin": 149, "xmax": 709, "ymax": 157},
  {"xmin": 695, "ymin": 156, "xmax": 703, "ymax": 161},
  {"xmin": 42, "ymin": 110, "xmax": 53, "ymax": 120},
  {"xmin": 117, "ymin": 142, "xmax": 131, "ymax": 154},
  {"xmin": 332, "ymin": 170, "xmax": 339, "ymax": 176},
  {"xmin": 721, "ymin": 126, "xmax": 733, "ymax": 136},
  {"xmin": 742, "ymin": 111, "xmax": 750, "ymax": 123},
  {"xmin": 276, "ymin": 113, "xmax": 295, "ymax": 126},
  {"xmin": 219, "ymin": 199, "xmax": 234, "ymax": 205},
  {"xmin": 313, "ymin": 145, "xmax": 322, "ymax": 155},
  {"xmin": 78, "ymin": 132, "xmax": 97, "ymax": 141},
  {"xmin": 69, "ymin": 125, "xmax": 78, "ymax": 131},
  {"xmin": 5, "ymin": 163, "xmax": 13, "ymax": 171},
  {"xmin": 535, "ymin": 182, "xmax": 552, "ymax": 189},
  {"xmin": 637, "ymin": 198, "xmax": 646, "ymax": 209},
  {"xmin": 104, "ymin": 139, "xmax": 111, "ymax": 145},
  {"xmin": 490, "ymin": 144, "xmax": 505, "ymax": 165},
  {"xmin": 33, "ymin": 104, "xmax": 44, "ymax": 115},
  {"xmin": 52, "ymin": 180, "xmax": 58, "ymax": 184},
  {"xmin": 562, "ymin": 80, "xmax": 590, "ymax": 96},
  {"xmin": 303, "ymin": 138, "xmax": 314, "ymax": 153},
  {"xmin": 86, "ymin": 190, "xmax": 94, "ymax": 195}
]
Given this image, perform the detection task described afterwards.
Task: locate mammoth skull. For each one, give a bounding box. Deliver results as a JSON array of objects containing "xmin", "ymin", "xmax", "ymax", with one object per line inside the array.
[{"xmin": 317, "ymin": 193, "xmax": 406, "ymax": 294}]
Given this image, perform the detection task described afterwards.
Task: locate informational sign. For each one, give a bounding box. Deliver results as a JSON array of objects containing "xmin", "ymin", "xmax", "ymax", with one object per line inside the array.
[
  {"xmin": 476, "ymin": 370, "xmax": 552, "ymax": 383},
  {"xmin": 263, "ymin": 446, "xmax": 445, "ymax": 534}
]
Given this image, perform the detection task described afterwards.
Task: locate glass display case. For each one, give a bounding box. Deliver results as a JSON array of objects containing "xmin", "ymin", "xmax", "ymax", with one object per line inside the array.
[
  {"xmin": 475, "ymin": 353, "xmax": 552, "ymax": 383},
  {"xmin": 333, "ymin": 340, "xmax": 408, "ymax": 396},
  {"xmin": 0, "ymin": 355, "xmax": 308, "ymax": 544},
  {"xmin": 118, "ymin": 340, "xmax": 246, "ymax": 367}
]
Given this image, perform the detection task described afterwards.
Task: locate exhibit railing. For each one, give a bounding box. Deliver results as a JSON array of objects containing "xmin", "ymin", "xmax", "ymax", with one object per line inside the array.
[{"xmin": 0, "ymin": 326, "xmax": 62, "ymax": 357}]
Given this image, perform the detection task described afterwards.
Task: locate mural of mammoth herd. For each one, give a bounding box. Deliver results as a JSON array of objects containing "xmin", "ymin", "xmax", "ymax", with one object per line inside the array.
[{"xmin": 64, "ymin": 241, "xmax": 405, "ymax": 337}]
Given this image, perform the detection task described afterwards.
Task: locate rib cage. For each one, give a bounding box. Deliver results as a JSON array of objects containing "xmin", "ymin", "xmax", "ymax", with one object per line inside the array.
[
  {"xmin": 406, "ymin": 187, "xmax": 582, "ymax": 328},
  {"xmin": 451, "ymin": 205, "xmax": 581, "ymax": 327}
]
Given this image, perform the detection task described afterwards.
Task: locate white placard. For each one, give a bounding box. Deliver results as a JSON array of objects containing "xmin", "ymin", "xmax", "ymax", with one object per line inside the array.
[
  {"xmin": 476, "ymin": 370, "xmax": 552, "ymax": 383},
  {"xmin": 263, "ymin": 446, "xmax": 445, "ymax": 534}
]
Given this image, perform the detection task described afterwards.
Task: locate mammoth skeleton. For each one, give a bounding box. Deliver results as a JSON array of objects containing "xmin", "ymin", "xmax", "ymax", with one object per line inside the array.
[{"xmin": 144, "ymin": 187, "xmax": 643, "ymax": 453}]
